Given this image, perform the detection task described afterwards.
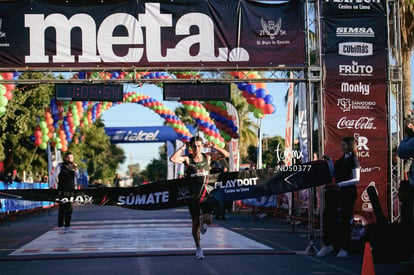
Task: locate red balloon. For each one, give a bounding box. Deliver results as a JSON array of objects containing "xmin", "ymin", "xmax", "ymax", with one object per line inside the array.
[
  {"xmin": 254, "ymin": 98, "xmax": 265, "ymax": 109},
  {"xmin": 263, "ymin": 104, "xmax": 275, "ymax": 115},
  {"xmin": 4, "ymin": 91, "xmax": 12, "ymax": 100}
]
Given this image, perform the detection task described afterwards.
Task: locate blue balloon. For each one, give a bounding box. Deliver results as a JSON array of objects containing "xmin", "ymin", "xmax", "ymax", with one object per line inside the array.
[
  {"xmin": 255, "ymin": 88, "xmax": 266, "ymax": 98},
  {"xmin": 111, "ymin": 72, "xmax": 119, "ymax": 79},
  {"xmin": 237, "ymin": 82, "xmax": 248, "ymax": 91},
  {"xmin": 246, "ymin": 84, "xmax": 257, "ymax": 94},
  {"xmin": 78, "ymin": 72, "xmax": 86, "ymax": 79},
  {"xmin": 264, "ymin": 94, "xmax": 274, "ymax": 104}
]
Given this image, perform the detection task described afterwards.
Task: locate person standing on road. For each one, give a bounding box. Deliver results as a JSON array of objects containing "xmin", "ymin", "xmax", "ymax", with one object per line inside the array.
[
  {"xmin": 51, "ymin": 152, "xmax": 79, "ymax": 234},
  {"xmin": 317, "ymin": 137, "xmax": 360, "ymax": 258},
  {"xmin": 170, "ymin": 136, "xmax": 229, "ymax": 259},
  {"xmin": 113, "ymin": 173, "xmax": 121, "ymax": 188}
]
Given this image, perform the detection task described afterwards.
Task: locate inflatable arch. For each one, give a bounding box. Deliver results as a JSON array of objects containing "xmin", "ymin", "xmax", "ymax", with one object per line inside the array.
[{"xmin": 30, "ymin": 71, "xmax": 275, "ymax": 151}]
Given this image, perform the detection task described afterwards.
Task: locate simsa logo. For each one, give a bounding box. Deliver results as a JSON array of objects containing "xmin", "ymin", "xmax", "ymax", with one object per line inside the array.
[{"xmin": 24, "ymin": 3, "xmax": 249, "ymax": 64}]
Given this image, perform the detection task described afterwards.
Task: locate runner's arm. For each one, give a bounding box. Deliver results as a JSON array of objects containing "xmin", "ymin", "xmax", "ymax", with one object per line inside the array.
[
  {"xmin": 170, "ymin": 144, "xmax": 189, "ymax": 164},
  {"xmin": 209, "ymin": 145, "xmax": 230, "ymax": 161}
]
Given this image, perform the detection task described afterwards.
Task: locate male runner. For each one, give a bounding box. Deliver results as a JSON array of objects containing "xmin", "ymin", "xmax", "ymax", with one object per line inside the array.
[{"xmin": 170, "ymin": 136, "xmax": 229, "ymax": 259}]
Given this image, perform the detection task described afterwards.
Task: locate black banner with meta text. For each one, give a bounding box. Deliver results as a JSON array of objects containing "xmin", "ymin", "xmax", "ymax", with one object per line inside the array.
[{"xmin": 0, "ymin": 160, "xmax": 332, "ymax": 210}]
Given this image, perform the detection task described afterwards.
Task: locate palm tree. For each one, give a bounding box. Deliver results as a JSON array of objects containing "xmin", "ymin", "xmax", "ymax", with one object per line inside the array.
[{"xmin": 399, "ymin": 1, "xmax": 414, "ymax": 116}]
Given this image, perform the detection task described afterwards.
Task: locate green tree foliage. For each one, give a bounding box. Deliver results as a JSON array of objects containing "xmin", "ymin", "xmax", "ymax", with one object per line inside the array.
[
  {"xmin": 77, "ymin": 119, "xmax": 125, "ymax": 184},
  {"xmin": 0, "ymin": 72, "xmax": 53, "ymax": 177},
  {"xmin": 145, "ymin": 144, "xmax": 168, "ymax": 182}
]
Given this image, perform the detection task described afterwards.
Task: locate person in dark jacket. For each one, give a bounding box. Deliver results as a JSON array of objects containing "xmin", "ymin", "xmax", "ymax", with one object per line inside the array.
[
  {"xmin": 51, "ymin": 152, "xmax": 79, "ymax": 234},
  {"xmin": 317, "ymin": 137, "xmax": 360, "ymax": 258}
]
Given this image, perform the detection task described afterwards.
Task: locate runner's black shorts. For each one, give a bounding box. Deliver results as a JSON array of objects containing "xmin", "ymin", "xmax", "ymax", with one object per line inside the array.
[{"xmin": 188, "ymin": 200, "xmax": 213, "ymax": 219}]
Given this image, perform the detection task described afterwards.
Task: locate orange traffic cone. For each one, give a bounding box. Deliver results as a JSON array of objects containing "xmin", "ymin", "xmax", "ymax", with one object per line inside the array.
[{"xmin": 361, "ymin": 242, "xmax": 375, "ymax": 275}]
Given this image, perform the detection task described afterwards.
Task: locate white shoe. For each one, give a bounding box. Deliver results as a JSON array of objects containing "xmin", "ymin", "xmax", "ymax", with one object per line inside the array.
[
  {"xmin": 195, "ymin": 247, "xmax": 205, "ymax": 260},
  {"xmin": 336, "ymin": 249, "xmax": 348, "ymax": 258},
  {"xmin": 64, "ymin": 227, "xmax": 76, "ymax": 233},
  {"xmin": 199, "ymin": 216, "xmax": 207, "ymax": 235},
  {"xmin": 316, "ymin": 245, "xmax": 334, "ymax": 257},
  {"xmin": 58, "ymin": 227, "xmax": 65, "ymax": 234}
]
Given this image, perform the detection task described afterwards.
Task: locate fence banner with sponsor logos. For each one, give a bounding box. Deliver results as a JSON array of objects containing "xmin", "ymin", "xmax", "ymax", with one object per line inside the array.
[
  {"xmin": 322, "ymin": 1, "xmax": 388, "ymax": 223},
  {"xmin": 0, "ymin": 0, "xmax": 305, "ymax": 69},
  {"xmin": 0, "ymin": 160, "xmax": 332, "ymax": 210}
]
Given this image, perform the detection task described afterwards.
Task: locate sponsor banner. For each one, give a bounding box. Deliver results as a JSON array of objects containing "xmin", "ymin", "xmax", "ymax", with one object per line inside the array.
[
  {"xmin": 104, "ymin": 126, "xmax": 196, "ymax": 143},
  {"xmin": 240, "ymin": 0, "xmax": 305, "ymax": 66},
  {"xmin": 0, "ymin": 0, "xmax": 305, "ymax": 69},
  {"xmin": 323, "ymin": 17, "xmax": 386, "ymax": 53},
  {"xmin": 322, "ymin": 5, "xmax": 388, "ymax": 222},
  {"xmin": 325, "ymin": 55, "xmax": 387, "ymax": 81},
  {"xmin": 0, "ymin": 160, "xmax": 332, "ymax": 210},
  {"xmin": 322, "ymin": 0, "xmax": 386, "ymax": 16}
]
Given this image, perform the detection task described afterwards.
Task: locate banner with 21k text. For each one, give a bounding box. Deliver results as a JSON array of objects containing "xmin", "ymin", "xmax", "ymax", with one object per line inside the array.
[{"xmin": 322, "ymin": 1, "xmax": 388, "ymax": 223}]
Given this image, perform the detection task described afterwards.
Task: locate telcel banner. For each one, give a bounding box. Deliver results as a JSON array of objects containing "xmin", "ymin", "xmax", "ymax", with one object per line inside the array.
[
  {"xmin": 105, "ymin": 126, "xmax": 196, "ymax": 143},
  {"xmin": 0, "ymin": 0, "xmax": 305, "ymax": 69}
]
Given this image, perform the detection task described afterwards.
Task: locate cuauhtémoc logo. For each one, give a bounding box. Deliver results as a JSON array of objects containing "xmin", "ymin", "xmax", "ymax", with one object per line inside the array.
[{"xmin": 24, "ymin": 3, "xmax": 250, "ymax": 64}]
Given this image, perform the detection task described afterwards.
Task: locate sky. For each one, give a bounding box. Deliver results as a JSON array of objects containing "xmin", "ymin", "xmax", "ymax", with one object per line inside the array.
[{"xmin": 102, "ymin": 56, "xmax": 414, "ymax": 174}]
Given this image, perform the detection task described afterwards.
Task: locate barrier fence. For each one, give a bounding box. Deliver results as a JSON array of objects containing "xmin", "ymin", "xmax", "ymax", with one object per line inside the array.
[{"xmin": 0, "ymin": 181, "xmax": 55, "ymax": 216}]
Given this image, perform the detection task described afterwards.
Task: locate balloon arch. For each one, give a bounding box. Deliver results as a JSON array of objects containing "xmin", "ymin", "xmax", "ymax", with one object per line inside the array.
[{"xmin": 1, "ymin": 71, "xmax": 276, "ymax": 152}]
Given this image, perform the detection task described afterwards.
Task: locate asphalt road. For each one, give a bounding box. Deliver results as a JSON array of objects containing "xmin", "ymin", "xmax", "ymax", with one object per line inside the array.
[{"xmin": 0, "ymin": 204, "xmax": 411, "ymax": 275}]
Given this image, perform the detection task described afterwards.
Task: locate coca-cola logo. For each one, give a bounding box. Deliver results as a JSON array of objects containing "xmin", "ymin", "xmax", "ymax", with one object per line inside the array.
[{"xmin": 337, "ymin": 117, "xmax": 376, "ymax": 130}]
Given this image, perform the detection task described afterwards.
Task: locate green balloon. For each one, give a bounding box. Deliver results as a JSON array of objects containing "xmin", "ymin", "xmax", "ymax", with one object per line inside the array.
[
  {"xmin": 254, "ymin": 108, "xmax": 264, "ymax": 119},
  {"xmin": 39, "ymin": 142, "xmax": 48, "ymax": 150},
  {"xmin": 39, "ymin": 121, "xmax": 47, "ymax": 129},
  {"xmin": 0, "ymin": 85, "xmax": 6, "ymax": 96},
  {"xmin": 0, "ymin": 95, "xmax": 8, "ymax": 107},
  {"xmin": 0, "ymin": 106, "xmax": 6, "ymax": 116}
]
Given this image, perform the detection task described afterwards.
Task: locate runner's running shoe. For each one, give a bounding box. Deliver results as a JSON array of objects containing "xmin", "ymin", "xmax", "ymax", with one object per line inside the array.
[
  {"xmin": 196, "ymin": 247, "xmax": 205, "ymax": 260},
  {"xmin": 199, "ymin": 216, "xmax": 207, "ymax": 234}
]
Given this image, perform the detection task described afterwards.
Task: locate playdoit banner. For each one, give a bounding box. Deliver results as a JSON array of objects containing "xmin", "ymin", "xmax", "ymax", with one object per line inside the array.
[
  {"xmin": 0, "ymin": 0, "xmax": 305, "ymax": 69},
  {"xmin": 0, "ymin": 160, "xmax": 332, "ymax": 210}
]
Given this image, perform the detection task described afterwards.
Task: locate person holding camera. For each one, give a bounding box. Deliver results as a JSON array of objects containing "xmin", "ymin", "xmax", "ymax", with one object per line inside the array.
[
  {"xmin": 51, "ymin": 152, "xmax": 79, "ymax": 234},
  {"xmin": 397, "ymin": 117, "xmax": 414, "ymax": 224},
  {"xmin": 170, "ymin": 136, "xmax": 229, "ymax": 260}
]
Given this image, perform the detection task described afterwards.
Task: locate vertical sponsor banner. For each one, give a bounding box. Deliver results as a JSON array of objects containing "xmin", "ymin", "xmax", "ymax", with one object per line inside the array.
[
  {"xmin": 166, "ymin": 141, "xmax": 174, "ymax": 180},
  {"xmin": 174, "ymin": 140, "xmax": 184, "ymax": 179},
  {"xmin": 226, "ymin": 102, "xmax": 240, "ymax": 172},
  {"xmin": 322, "ymin": 1, "xmax": 388, "ymax": 223}
]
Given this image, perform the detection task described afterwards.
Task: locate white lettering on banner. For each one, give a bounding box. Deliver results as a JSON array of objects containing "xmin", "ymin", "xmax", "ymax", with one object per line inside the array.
[
  {"xmin": 124, "ymin": 130, "xmax": 159, "ymax": 141},
  {"xmin": 117, "ymin": 191, "xmax": 169, "ymax": 206},
  {"xmin": 55, "ymin": 195, "xmax": 93, "ymax": 204},
  {"xmin": 337, "ymin": 117, "xmax": 376, "ymax": 130},
  {"xmin": 360, "ymin": 166, "xmax": 381, "ymax": 173},
  {"xmin": 338, "ymin": 42, "xmax": 372, "ymax": 56},
  {"xmin": 336, "ymin": 27, "xmax": 375, "ymax": 37},
  {"xmin": 339, "ymin": 61, "xmax": 373, "ymax": 77},
  {"xmin": 214, "ymin": 177, "xmax": 259, "ymax": 189},
  {"xmin": 275, "ymin": 143, "xmax": 303, "ymax": 163},
  {"xmin": 341, "ymin": 82, "xmax": 370, "ymax": 95},
  {"xmin": 337, "ymin": 98, "xmax": 376, "ymax": 112},
  {"xmin": 354, "ymin": 133, "xmax": 370, "ymax": 157},
  {"xmin": 24, "ymin": 3, "xmax": 247, "ymax": 64}
]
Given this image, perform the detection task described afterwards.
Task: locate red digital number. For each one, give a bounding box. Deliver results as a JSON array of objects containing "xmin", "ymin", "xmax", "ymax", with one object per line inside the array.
[
  {"xmin": 90, "ymin": 86, "xmax": 97, "ymax": 98},
  {"xmin": 103, "ymin": 87, "xmax": 110, "ymax": 99}
]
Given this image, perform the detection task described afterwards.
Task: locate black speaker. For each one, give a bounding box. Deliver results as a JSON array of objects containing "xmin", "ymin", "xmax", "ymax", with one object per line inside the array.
[{"xmin": 368, "ymin": 224, "xmax": 414, "ymax": 263}]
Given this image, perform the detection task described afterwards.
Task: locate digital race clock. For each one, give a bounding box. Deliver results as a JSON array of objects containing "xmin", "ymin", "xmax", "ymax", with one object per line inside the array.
[
  {"xmin": 163, "ymin": 83, "xmax": 230, "ymax": 101},
  {"xmin": 55, "ymin": 84, "xmax": 124, "ymax": 102}
]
